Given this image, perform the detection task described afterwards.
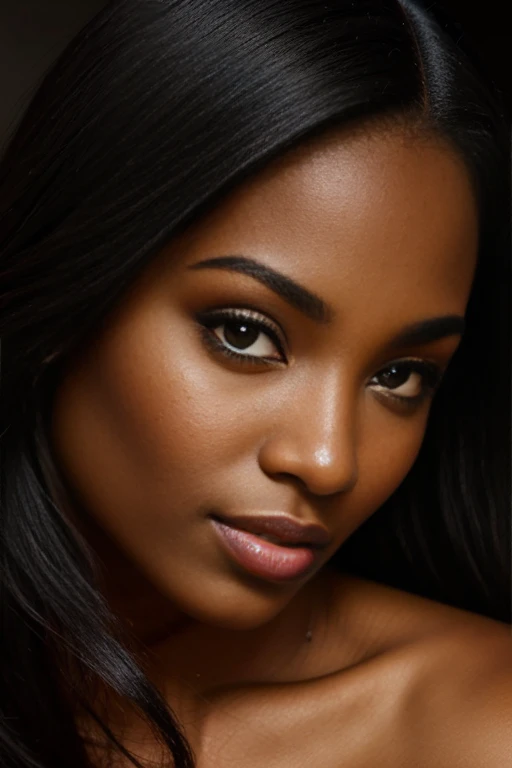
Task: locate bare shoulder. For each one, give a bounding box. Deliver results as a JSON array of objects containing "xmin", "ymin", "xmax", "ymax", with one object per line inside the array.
[
  {"xmin": 401, "ymin": 615, "xmax": 512, "ymax": 768},
  {"xmin": 199, "ymin": 573, "xmax": 511, "ymax": 768},
  {"xmin": 323, "ymin": 569, "xmax": 510, "ymax": 653},
  {"xmin": 331, "ymin": 572, "xmax": 512, "ymax": 767},
  {"xmin": 316, "ymin": 570, "xmax": 512, "ymax": 766}
]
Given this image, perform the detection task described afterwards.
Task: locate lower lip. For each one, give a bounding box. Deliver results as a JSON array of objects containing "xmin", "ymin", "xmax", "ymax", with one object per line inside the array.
[{"xmin": 210, "ymin": 518, "xmax": 317, "ymax": 582}]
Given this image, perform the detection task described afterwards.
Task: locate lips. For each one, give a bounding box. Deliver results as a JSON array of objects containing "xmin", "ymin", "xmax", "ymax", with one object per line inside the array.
[
  {"xmin": 210, "ymin": 518, "xmax": 318, "ymax": 581},
  {"xmin": 210, "ymin": 512, "xmax": 332, "ymax": 549}
]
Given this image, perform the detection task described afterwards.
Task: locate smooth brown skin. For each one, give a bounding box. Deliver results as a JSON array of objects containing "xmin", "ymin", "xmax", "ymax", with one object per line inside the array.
[{"xmin": 49, "ymin": 121, "xmax": 511, "ymax": 766}]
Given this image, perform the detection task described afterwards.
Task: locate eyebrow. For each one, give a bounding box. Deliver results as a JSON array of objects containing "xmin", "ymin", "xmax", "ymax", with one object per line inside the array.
[
  {"xmin": 389, "ymin": 316, "xmax": 465, "ymax": 347},
  {"xmin": 188, "ymin": 255, "xmax": 332, "ymax": 323},
  {"xmin": 188, "ymin": 255, "xmax": 465, "ymax": 347}
]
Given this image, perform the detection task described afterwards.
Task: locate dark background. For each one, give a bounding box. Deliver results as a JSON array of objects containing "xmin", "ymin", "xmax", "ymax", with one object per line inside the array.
[
  {"xmin": 442, "ymin": 0, "xmax": 510, "ymax": 119},
  {"xmin": 0, "ymin": 1, "xmax": 510, "ymax": 147}
]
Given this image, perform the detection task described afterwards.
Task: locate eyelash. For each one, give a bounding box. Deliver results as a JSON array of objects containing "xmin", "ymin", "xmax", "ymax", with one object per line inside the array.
[{"xmin": 196, "ymin": 308, "xmax": 443, "ymax": 408}]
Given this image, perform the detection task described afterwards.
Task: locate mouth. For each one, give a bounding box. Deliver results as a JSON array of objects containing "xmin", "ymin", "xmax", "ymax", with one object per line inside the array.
[
  {"xmin": 210, "ymin": 512, "xmax": 332, "ymax": 548},
  {"xmin": 209, "ymin": 515, "xmax": 323, "ymax": 583}
]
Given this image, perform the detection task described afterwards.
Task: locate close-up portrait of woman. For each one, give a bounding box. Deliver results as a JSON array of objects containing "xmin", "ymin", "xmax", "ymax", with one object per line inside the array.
[{"xmin": 0, "ymin": 0, "xmax": 510, "ymax": 766}]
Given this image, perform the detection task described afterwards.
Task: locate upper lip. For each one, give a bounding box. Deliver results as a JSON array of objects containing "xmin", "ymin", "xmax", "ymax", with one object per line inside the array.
[{"xmin": 210, "ymin": 513, "xmax": 332, "ymax": 549}]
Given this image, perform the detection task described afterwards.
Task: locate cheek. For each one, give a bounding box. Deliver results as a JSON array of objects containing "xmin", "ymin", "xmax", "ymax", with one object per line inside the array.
[
  {"xmin": 48, "ymin": 306, "xmax": 266, "ymax": 554},
  {"xmin": 337, "ymin": 409, "xmax": 429, "ymax": 542},
  {"xmin": 49, "ymin": 347, "xmax": 221, "ymax": 526}
]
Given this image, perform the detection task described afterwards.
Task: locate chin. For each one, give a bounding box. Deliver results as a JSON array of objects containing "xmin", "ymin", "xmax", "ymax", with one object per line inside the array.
[{"xmin": 178, "ymin": 578, "xmax": 298, "ymax": 632}]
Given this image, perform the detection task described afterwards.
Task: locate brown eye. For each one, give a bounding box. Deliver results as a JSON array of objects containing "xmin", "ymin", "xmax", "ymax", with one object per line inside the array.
[
  {"xmin": 369, "ymin": 360, "xmax": 442, "ymax": 404},
  {"xmin": 212, "ymin": 318, "xmax": 279, "ymax": 358},
  {"xmin": 221, "ymin": 320, "xmax": 266, "ymax": 351},
  {"xmin": 377, "ymin": 365, "xmax": 420, "ymax": 394},
  {"xmin": 197, "ymin": 308, "xmax": 287, "ymax": 364}
]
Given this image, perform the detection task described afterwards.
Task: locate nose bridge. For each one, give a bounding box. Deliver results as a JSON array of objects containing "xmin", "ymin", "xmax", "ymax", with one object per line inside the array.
[
  {"xmin": 259, "ymin": 367, "xmax": 359, "ymax": 497},
  {"xmin": 299, "ymin": 371, "xmax": 357, "ymax": 471}
]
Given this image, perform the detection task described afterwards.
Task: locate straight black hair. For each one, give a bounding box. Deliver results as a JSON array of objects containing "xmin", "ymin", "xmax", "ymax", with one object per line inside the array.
[{"xmin": 0, "ymin": 0, "xmax": 509, "ymax": 765}]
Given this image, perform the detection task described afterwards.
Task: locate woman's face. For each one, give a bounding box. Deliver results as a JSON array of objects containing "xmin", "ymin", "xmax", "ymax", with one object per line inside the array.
[{"xmin": 49, "ymin": 122, "xmax": 478, "ymax": 636}]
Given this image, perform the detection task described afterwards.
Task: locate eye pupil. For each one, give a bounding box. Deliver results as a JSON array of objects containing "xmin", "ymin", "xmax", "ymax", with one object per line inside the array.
[
  {"xmin": 379, "ymin": 365, "xmax": 409, "ymax": 389},
  {"xmin": 224, "ymin": 321, "xmax": 259, "ymax": 350}
]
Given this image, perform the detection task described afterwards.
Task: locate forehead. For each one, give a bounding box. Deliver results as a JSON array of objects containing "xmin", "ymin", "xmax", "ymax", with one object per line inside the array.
[{"xmin": 162, "ymin": 122, "xmax": 479, "ymax": 325}]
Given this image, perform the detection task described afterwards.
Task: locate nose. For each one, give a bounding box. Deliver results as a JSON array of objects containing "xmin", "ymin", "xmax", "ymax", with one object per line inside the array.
[{"xmin": 257, "ymin": 371, "xmax": 359, "ymax": 497}]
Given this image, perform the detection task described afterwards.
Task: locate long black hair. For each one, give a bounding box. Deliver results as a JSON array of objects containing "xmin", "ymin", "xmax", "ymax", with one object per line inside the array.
[{"xmin": 1, "ymin": 0, "xmax": 509, "ymax": 765}]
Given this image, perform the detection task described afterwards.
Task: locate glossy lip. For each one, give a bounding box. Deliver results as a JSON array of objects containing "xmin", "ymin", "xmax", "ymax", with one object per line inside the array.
[
  {"xmin": 210, "ymin": 517, "xmax": 319, "ymax": 582},
  {"xmin": 209, "ymin": 512, "xmax": 332, "ymax": 549}
]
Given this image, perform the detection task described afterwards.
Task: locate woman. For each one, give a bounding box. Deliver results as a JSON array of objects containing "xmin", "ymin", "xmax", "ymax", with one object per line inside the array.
[{"xmin": 0, "ymin": 0, "xmax": 510, "ymax": 765}]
